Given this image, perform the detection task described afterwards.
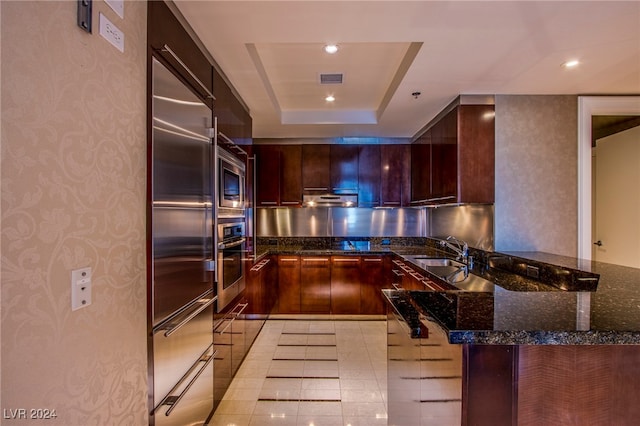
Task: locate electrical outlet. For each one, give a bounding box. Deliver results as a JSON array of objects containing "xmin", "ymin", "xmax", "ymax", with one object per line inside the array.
[
  {"xmin": 526, "ymin": 265, "xmax": 540, "ymax": 279},
  {"xmin": 99, "ymin": 13, "xmax": 124, "ymax": 52},
  {"xmin": 71, "ymin": 267, "xmax": 92, "ymax": 311}
]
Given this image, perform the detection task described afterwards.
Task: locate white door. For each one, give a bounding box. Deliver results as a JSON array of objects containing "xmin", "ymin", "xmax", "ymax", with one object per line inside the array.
[
  {"xmin": 577, "ymin": 96, "xmax": 640, "ymax": 261},
  {"xmin": 593, "ymin": 125, "xmax": 640, "ymax": 267}
]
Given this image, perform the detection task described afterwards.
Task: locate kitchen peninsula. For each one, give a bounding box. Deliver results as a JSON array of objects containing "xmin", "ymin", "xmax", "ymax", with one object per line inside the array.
[{"xmin": 253, "ymin": 237, "xmax": 640, "ymax": 426}]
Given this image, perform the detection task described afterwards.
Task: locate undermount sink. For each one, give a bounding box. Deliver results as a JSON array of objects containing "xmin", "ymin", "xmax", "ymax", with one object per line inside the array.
[
  {"xmin": 408, "ymin": 257, "xmax": 465, "ymax": 267},
  {"xmin": 404, "ymin": 255, "xmax": 496, "ymax": 291}
]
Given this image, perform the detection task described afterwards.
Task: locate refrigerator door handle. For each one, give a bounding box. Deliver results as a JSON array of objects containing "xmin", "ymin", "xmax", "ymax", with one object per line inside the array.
[
  {"xmin": 158, "ymin": 295, "xmax": 216, "ymax": 338},
  {"xmin": 153, "ymin": 344, "xmax": 218, "ymax": 417},
  {"xmin": 204, "ymin": 259, "xmax": 216, "ymax": 272}
]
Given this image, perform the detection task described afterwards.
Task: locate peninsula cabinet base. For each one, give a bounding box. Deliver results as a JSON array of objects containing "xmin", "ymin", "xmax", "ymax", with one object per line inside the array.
[{"xmin": 462, "ymin": 345, "xmax": 640, "ymax": 426}]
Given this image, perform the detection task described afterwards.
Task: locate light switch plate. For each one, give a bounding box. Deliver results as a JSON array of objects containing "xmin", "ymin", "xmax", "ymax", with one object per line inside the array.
[
  {"xmin": 71, "ymin": 267, "xmax": 92, "ymax": 311},
  {"xmin": 104, "ymin": 0, "xmax": 124, "ymax": 19}
]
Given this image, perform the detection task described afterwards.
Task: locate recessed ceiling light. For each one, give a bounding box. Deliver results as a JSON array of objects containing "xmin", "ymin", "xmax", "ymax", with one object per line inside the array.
[
  {"xmin": 325, "ymin": 95, "xmax": 335, "ymax": 102},
  {"xmin": 563, "ymin": 59, "xmax": 580, "ymax": 68},
  {"xmin": 324, "ymin": 44, "xmax": 339, "ymax": 54}
]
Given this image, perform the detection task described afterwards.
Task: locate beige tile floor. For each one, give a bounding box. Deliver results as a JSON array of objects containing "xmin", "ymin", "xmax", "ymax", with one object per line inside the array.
[{"xmin": 210, "ymin": 319, "xmax": 388, "ymax": 426}]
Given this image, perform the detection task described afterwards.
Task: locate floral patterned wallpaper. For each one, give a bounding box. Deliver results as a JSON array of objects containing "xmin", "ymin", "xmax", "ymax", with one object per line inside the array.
[{"xmin": 1, "ymin": 1, "xmax": 148, "ymax": 424}]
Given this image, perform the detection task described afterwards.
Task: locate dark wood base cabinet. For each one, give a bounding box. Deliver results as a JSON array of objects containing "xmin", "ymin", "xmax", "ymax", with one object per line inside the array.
[
  {"xmin": 461, "ymin": 345, "xmax": 640, "ymax": 426},
  {"xmin": 277, "ymin": 254, "xmax": 389, "ymax": 315},
  {"xmin": 300, "ymin": 257, "xmax": 332, "ymax": 313}
]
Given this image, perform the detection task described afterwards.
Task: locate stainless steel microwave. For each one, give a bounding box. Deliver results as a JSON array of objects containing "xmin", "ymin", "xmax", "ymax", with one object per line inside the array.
[{"xmin": 217, "ymin": 147, "xmax": 245, "ymax": 217}]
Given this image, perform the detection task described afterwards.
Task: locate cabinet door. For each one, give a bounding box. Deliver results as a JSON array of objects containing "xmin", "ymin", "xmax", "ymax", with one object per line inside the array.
[
  {"xmin": 300, "ymin": 257, "xmax": 331, "ymax": 313},
  {"xmin": 213, "ymin": 68, "xmax": 251, "ymax": 142},
  {"xmin": 264, "ymin": 256, "xmax": 279, "ymax": 315},
  {"xmin": 277, "ymin": 256, "xmax": 301, "ymax": 313},
  {"xmin": 331, "ymin": 256, "xmax": 361, "ymax": 314},
  {"xmin": 411, "ymin": 132, "xmax": 432, "ymax": 204},
  {"xmin": 255, "ymin": 145, "xmax": 280, "ymax": 207},
  {"xmin": 431, "ymin": 109, "xmax": 457, "ymax": 201},
  {"xmin": 360, "ymin": 256, "xmax": 386, "ymax": 314},
  {"xmin": 381, "ymin": 144, "xmax": 411, "ymax": 207},
  {"xmin": 302, "ymin": 145, "xmax": 330, "ymax": 192},
  {"xmin": 279, "ymin": 145, "xmax": 303, "ymax": 206},
  {"xmin": 458, "ymin": 104, "xmax": 495, "ymax": 203},
  {"xmin": 331, "ymin": 145, "xmax": 359, "ymax": 194},
  {"xmin": 230, "ymin": 300, "xmax": 247, "ymax": 374},
  {"xmin": 358, "ymin": 145, "xmax": 381, "ymax": 207}
]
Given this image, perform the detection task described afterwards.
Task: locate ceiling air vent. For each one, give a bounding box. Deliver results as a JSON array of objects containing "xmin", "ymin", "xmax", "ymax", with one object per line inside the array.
[{"xmin": 319, "ymin": 73, "xmax": 343, "ymax": 84}]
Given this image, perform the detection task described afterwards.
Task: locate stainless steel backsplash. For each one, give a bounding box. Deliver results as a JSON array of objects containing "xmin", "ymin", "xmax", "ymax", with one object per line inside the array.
[
  {"xmin": 429, "ymin": 205, "xmax": 494, "ymax": 250},
  {"xmin": 255, "ymin": 204, "xmax": 494, "ymax": 250},
  {"xmin": 256, "ymin": 207, "xmax": 426, "ymax": 237}
]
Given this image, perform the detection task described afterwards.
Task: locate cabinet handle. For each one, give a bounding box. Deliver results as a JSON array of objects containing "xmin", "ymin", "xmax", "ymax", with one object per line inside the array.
[
  {"xmin": 159, "ymin": 45, "xmax": 215, "ymax": 100},
  {"xmin": 302, "ymin": 258, "xmax": 329, "ymax": 262},
  {"xmin": 363, "ymin": 258, "xmax": 382, "ymax": 262},
  {"xmin": 383, "ymin": 201, "xmax": 401, "ymax": 205},
  {"xmin": 422, "ymin": 280, "xmax": 440, "ymax": 291},
  {"xmin": 281, "ymin": 201, "xmax": 301, "ymax": 205},
  {"xmin": 392, "ymin": 260, "xmax": 405, "ymax": 266},
  {"xmin": 392, "ymin": 269, "xmax": 405, "ymax": 277},
  {"xmin": 304, "ymin": 187, "xmax": 329, "ymax": 191},
  {"xmin": 333, "ymin": 258, "xmax": 360, "ymax": 262},
  {"xmin": 279, "ymin": 258, "xmax": 299, "ymax": 262},
  {"xmin": 260, "ymin": 201, "xmax": 278, "ymax": 205},
  {"xmin": 250, "ymin": 259, "xmax": 270, "ymax": 271},
  {"xmin": 152, "ymin": 344, "xmax": 217, "ymax": 417},
  {"xmin": 216, "ymin": 316, "xmax": 235, "ymax": 334},
  {"xmin": 233, "ymin": 303, "xmax": 249, "ymax": 317}
]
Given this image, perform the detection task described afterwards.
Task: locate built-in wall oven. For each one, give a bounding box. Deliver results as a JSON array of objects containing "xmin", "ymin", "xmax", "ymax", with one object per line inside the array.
[{"xmin": 216, "ymin": 221, "xmax": 246, "ymax": 312}]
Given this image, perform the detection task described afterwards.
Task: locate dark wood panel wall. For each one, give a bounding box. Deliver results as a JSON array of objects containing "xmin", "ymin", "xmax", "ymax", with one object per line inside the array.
[{"xmin": 517, "ymin": 345, "xmax": 640, "ymax": 426}]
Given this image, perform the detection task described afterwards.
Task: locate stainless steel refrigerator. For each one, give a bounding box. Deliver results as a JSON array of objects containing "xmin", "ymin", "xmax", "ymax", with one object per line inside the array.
[{"xmin": 148, "ymin": 57, "xmax": 216, "ymax": 426}]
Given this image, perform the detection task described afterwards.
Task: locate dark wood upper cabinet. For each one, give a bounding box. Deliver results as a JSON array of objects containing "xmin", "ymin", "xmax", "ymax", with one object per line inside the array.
[
  {"xmin": 254, "ymin": 145, "xmax": 302, "ymax": 207},
  {"xmin": 411, "ymin": 132, "xmax": 432, "ymax": 203},
  {"xmin": 302, "ymin": 144, "xmax": 359, "ymax": 195},
  {"xmin": 458, "ymin": 104, "xmax": 495, "ymax": 203},
  {"xmin": 148, "ymin": 1, "xmax": 213, "ymax": 108},
  {"xmin": 254, "ymin": 145, "xmax": 280, "ymax": 207},
  {"xmin": 411, "ymin": 100, "xmax": 494, "ymax": 205},
  {"xmin": 381, "ymin": 144, "xmax": 411, "ymax": 207},
  {"xmin": 330, "ymin": 145, "xmax": 359, "ymax": 194},
  {"xmin": 430, "ymin": 109, "xmax": 457, "ymax": 201},
  {"xmin": 358, "ymin": 145, "xmax": 381, "ymax": 207},
  {"xmin": 213, "ymin": 68, "xmax": 252, "ymax": 144},
  {"xmin": 302, "ymin": 145, "xmax": 331, "ymax": 192},
  {"xmin": 279, "ymin": 145, "xmax": 303, "ymax": 206}
]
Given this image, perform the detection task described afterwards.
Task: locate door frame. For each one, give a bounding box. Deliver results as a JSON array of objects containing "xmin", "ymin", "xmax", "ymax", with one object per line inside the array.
[{"xmin": 577, "ymin": 96, "xmax": 640, "ymax": 260}]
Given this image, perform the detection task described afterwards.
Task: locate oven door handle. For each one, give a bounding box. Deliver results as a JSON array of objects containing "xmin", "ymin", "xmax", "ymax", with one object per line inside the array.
[{"xmin": 218, "ymin": 237, "xmax": 246, "ymax": 249}]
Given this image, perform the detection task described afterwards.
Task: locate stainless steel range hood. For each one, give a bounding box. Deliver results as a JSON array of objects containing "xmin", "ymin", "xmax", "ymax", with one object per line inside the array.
[{"xmin": 303, "ymin": 194, "xmax": 357, "ymax": 207}]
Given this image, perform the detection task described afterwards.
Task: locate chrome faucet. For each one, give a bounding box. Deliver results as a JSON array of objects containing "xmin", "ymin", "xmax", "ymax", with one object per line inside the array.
[{"xmin": 439, "ymin": 236, "xmax": 469, "ymax": 264}]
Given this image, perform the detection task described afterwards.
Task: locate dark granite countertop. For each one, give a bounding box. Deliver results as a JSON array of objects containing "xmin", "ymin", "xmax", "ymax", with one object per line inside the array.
[
  {"xmin": 405, "ymin": 252, "xmax": 640, "ymax": 345},
  {"xmin": 253, "ymin": 238, "xmax": 640, "ymax": 344}
]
